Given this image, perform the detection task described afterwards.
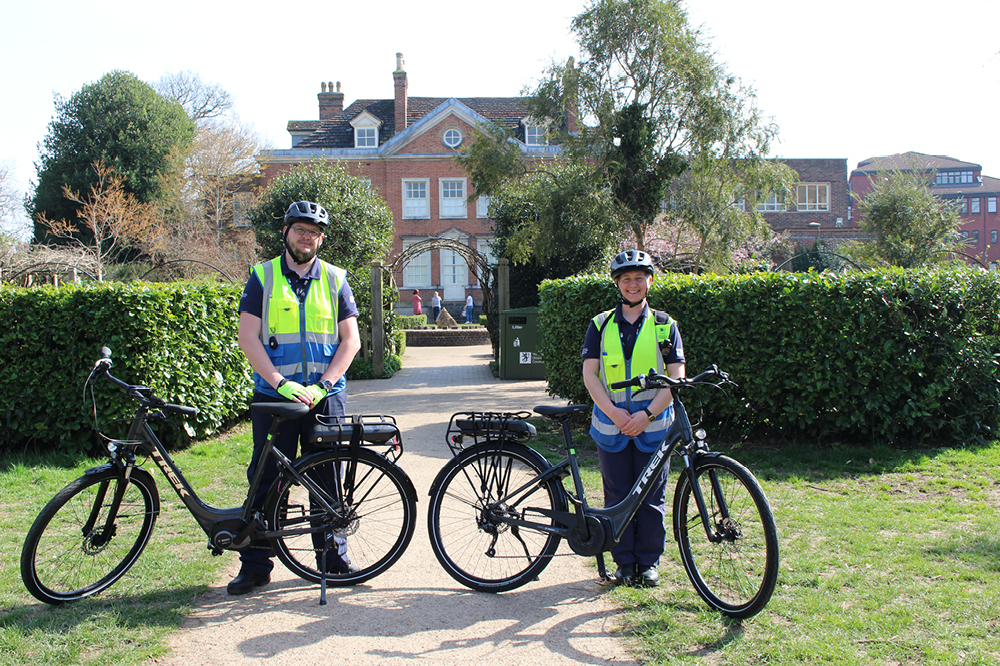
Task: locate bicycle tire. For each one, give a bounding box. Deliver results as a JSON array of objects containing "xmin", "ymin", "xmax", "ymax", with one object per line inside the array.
[
  {"xmin": 21, "ymin": 466, "xmax": 159, "ymax": 604},
  {"xmin": 673, "ymin": 454, "xmax": 779, "ymax": 619},
  {"xmin": 428, "ymin": 441, "xmax": 565, "ymax": 592},
  {"xmin": 267, "ymin": 447, "xmax": 417, "ymax": 586}
]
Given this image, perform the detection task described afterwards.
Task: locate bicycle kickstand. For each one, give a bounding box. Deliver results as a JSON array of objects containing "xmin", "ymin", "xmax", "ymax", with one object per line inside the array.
[
  {"xmin": 319, "ymin": 533, "xmax": 332, "ymax": 606},
  {"xmin": 595, "ymin": 554, "xmax": 613, "ymax": 583}
]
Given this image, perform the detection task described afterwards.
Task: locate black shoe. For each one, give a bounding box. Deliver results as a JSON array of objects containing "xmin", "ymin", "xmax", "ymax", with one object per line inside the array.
[
  {"xmin": 613, "ymin": 563, "xmax": 635, "ymax": 586},
  {"xmin": 636, "ymin": 564, "xmax": 659, "ymax": 587},
  {"xmin": 227, "ymin": 571, "xmax": 271, "ymax": 595}
]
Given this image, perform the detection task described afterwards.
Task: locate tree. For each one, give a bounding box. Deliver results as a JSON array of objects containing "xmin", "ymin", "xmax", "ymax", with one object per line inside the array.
[
  {"xmin": 154, "ymin": 70, "xmax": 234, "ymax": 124},
  {"xmin": 471, "ymin": 0, "xmax": 786, "ymax": 273},
  {"xmin": 489, "ymin": 163, "xmax": 614, "ymax": 305},
  {"xmin": 29, "ymin": 70, "xmax": 196, "ymax": 243},
  {"xmin": 247, "ymin": 161, "xmax": 394, "ymax": 280},
  {"xmin": 36, "ymin": 162, "xmax": 157, "ymax": 281},
  {"xmin": 849, "ymin": 168, "xmax": 966, "ymax": 269},
  {"xmin": 0, "ymin": 160, "xmax": 23, "ymax": 234}
]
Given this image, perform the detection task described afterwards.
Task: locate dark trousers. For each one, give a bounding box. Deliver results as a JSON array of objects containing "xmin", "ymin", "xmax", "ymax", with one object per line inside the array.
[
  {"xmin": 597, "ymin": 441, "xmax": 668, "ymax": 567},
  {"xmin": 239, "ymin": 390, "xmax": 347, "ymax": 575}
]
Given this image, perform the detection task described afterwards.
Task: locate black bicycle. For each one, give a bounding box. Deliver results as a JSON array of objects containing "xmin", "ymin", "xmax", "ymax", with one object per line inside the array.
[
  {"xmin": 426, "ymin": 366, "xmax": 779, "ymax": 619},
  {"xmin": 21, "ymin": 348, "xmax": 417, "ymax": 605}
]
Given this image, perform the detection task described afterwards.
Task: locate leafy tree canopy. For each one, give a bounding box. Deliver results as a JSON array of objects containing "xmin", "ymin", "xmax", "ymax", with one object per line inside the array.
[
  {"xmin": 29, "ymin": 70, "xmax": 196, "ymax": 242},
  {"xmin": 463, "ymin": 0, "xmax": 795, "ymax": 274},
  {"xmin": 849, "ymin": 169, "xmax": 967, "ymax": 269},
  {"xmin": 247, "ymin": 161, "xmax": 394, "ymax": 280}
]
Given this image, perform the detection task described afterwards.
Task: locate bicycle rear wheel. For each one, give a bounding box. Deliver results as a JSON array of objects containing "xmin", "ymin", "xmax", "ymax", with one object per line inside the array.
[
  {"xmin": 21, "ymin": 466, "xmax": 159, "ymax": 604},
  {"xmin": 268, "ymin": 447, "xmax": 417, "ymax": 586},
  {"xmin": 674, "ymin": 454, "xmax": 779, "ymax": 618},
  {"xmin": 428, "ymin": 441, "xmax": 565, "ymax": 592}
]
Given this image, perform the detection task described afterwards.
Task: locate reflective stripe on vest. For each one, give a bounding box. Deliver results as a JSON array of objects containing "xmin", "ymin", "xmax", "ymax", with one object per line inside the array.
[{"xmin": 252, "ymin": 257, "xmax": 345, "ymax": 389}]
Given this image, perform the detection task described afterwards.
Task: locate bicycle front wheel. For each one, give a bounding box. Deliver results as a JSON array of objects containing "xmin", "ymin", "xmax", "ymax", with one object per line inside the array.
[
  {"xmin": 267, "ymin": 447, "xmax": 417, "ymax": 586},
  {"xmin": 428, "ymin": 442, "xmax": 565, "ymax": 592},
  {"xmin": 21, "ymin": 466, "xmax": 160, "ymax": 604},
  {"xmin": 674, "ymin": 454, "xmax": 779, "ymax": 618}
]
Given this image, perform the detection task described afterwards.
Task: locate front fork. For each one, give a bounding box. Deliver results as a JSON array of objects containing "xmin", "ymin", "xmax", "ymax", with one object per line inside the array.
[{"xmin": 678, "ymin": 439, "xmax": 731, "ymax": 544}]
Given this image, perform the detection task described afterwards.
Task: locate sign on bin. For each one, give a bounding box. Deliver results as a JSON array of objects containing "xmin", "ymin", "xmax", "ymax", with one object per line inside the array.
[{"xmin": 500, "ymin": 307, "xmax": 545, "ymax": 379}]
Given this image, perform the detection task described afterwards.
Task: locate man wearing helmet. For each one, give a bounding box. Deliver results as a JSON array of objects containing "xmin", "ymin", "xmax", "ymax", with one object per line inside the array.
[
  {"xmin": 230, "ymin": 201, "xmax": 362, "ymax": 595},
  {"xmin": 581, "ymin": 250, "xmax": 685, "ymax": 587}
]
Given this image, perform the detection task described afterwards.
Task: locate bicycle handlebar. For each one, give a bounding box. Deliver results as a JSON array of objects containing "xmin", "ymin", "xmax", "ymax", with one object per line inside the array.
[
  {"xmin": 93, "ymin": 347, "xmax": 198, "ymax": 417},
  {"xmin": 609, "ymin": 365, "xmax": 729, "ymax": 392}
]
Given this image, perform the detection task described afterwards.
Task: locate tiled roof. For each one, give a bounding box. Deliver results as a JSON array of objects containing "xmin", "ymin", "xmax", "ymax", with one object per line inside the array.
[
  {"xmin": 294, "ymin": 96, "xmax": 531, "ymax": 149},
  {"xmin": 853, "ymin": 151, "xmax": 981, "ymax": 174},
  {"xmin": 287, "ymin": 121, "xmax": 322, "ymax": 132}
]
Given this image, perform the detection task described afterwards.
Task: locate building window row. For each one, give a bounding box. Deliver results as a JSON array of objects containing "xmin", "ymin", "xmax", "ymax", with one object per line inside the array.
[
  {"xmin": 401, "ymin": 235, "xmax": 496, "ymax": 288},
  {"xmin": 936, "ymin": 170, "xmax": 974, "ymax": 185},
  {"xmin": 403, "ymin": 178, "xmax": 486, "ymax": 219}
]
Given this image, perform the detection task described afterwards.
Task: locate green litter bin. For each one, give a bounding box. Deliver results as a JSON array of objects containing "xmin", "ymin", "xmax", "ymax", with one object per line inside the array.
[{"xmin": 499, "ymin": 307, "xmax": 546, "ymax": 380}]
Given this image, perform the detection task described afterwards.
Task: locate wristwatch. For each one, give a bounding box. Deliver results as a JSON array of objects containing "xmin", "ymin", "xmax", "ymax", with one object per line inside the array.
[
  {"xmin": 318, "ymin": 378, "xmax": 336, "ymax": 392},
  {"xmin": 642, "ymin": 407, "xmax": 656, "ymax": 422}
]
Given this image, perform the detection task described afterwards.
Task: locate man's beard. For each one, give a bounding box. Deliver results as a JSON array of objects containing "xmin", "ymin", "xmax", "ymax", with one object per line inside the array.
[{"xmin": 285, "ymin": 237, "xmax": 319, "ymax": 265}]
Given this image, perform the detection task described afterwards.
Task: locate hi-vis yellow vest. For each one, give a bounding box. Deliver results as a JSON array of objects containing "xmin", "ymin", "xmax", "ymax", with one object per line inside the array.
[
  {"xmin": 590, "ymin": 308, "xmax": 675, "ymax": 451},
  {"xmin": 252, "ymin": 257, "xmax": 346, "ymax": 396}
]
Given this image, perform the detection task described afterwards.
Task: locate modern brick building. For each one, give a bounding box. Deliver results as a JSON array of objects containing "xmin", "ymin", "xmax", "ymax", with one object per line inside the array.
[
  {"xmin": 256, "ymin": 53, "xmax": 563, "ymax": 315},
  {"xmin": 757, "ymin": 158, "xmax": 855, "ymax": 247},
  {"xmin": 849, "ymin": 152, "xmax": 1000, "ymax": 267}
]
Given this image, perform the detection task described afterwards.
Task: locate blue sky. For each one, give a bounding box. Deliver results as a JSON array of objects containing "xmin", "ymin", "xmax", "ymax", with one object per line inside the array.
[{"xmin": 4, "ymin": 0, "xmax": 999, "ymax": 232}]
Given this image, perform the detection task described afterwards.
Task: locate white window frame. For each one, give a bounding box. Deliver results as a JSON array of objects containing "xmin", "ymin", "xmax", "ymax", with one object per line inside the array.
[
  {"xmin": 476, "ymin": 194, "xmax": 491, "ymax": 219},
  {"xmin": 992, "ymin": 229, "xmax": 998, "ymax": 244},
  {"xmin": 442, "ymin": 127, "xmax": 463, "ymax": 148},
  {"xmin": 402, "ymin": 179, "xmax": 430, "ymax": 219},
  {"xmin": 936, "ymin": 170, "xmax": 975, "ymax": 185},
  {"xmin": 989, "ymin": 197, "xmax": 997, "ymax": 213},
  {"xmin": 524, "ymin": 125, "xmax": 547, "ymax": 145},
  {"xmin": 355, "ymin": 126, "xmax": 377, "ymax": 148},
  {"xmin": 475, "ymin": 237, "xmax": 496, "ymax": 286},
  {"xmin": 959, "ymin": 199, "xmax": 969, "ymax": 214},
  {"xmin": 439, "ymin": 178, "xmax": 467, "ymax": 219},
  {"xmin": 972, "ymin": 197, "xmax": 981, "ymax": 214},
  {"xmin": 756, "ymin": 193, "xmax": 785, "ymax": 212},
  {"xmin": 401, "ymin": 240, "xmax": 431, "ymax": 287},
  {"xmin": 796, "ymin": 183, "xmax": 829, "ymax": 212}
]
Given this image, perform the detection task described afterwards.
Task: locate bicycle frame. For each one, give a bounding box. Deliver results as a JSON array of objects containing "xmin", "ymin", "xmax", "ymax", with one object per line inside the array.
[
  {"xmin": 108, "ymin": 404, "xmax": 344, "ymax": 549},
  {"xmin": 477, "ymin": 395, "xmax": 724, "ymax": 555}
]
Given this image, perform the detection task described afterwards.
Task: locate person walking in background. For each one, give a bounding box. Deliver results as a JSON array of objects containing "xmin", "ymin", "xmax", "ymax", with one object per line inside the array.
[
  {"xmin": 464, "ymin": 293, "xmax": 474, "ymax": 323},
  {"xmin": 411, "ymin": 290, "xmax": 422, "ymax": 317},
  {"xmin": 431, "ymin": 291, "xmax": 441, "ymax": 322}
]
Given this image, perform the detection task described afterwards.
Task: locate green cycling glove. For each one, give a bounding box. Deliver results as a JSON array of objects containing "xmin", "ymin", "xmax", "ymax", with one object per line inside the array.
[
  {"xmin": 276, "ymin": 379, "xmax": 308, "ymax": 401},
  {"xmin": 302, "ymin": 384, "xmax": 328, "ymax": 405}
]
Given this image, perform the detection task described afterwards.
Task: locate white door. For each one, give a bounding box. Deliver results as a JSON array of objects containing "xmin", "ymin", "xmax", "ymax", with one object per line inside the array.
[{"xmin": 441, "ymin": 247, "xmax": 465, "ymax": 300}]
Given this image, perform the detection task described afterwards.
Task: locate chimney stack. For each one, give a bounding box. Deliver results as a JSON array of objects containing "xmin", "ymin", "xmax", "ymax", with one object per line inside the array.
[
  {"xmin": 393, "ymin": 52, "xmax": 408, "ymax": 133},
  {"xmin": 318, "ymin": 80, "xmax": 344, "ymax": 120}
]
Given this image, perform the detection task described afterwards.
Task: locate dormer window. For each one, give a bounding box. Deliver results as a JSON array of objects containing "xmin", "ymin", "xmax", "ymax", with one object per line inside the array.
[
  {"xmin": 522, "ymin": 117, "xmax": 550, "ymax": 146},
  {"xmin": 349, "ymin": 111, "xmax": 382, "ymax": 149},
  {"xmin": 356, "ymin": 127, "xmax": 376, "ymax": 148}
]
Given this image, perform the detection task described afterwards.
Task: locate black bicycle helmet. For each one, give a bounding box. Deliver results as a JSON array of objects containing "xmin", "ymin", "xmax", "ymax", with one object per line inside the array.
[
  {"xmin": 284, "ymin": 201, "xmax": 329, "ymax": 228},
  {"xmin": 610, "ymin": 250, "xmax": 654, "ymax": 280}
]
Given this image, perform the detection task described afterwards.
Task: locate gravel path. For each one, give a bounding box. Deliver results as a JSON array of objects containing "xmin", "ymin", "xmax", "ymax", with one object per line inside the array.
[{"xmin": 150, "ymin": 345, "xmax": 636, "ymax": 665}]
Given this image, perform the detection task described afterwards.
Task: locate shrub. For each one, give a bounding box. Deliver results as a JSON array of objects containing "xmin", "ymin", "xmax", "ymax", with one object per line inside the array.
[
  {"xmin": 0, "ymin": 282, "xmax": 251, "ymax": 455},
  {"xmin": 397, "ymin": 314, "xmax": 427, "ymax": 328},
  {"xmin": 539, "ymin": 268, "xmax": 1000, "ymax": 443}
]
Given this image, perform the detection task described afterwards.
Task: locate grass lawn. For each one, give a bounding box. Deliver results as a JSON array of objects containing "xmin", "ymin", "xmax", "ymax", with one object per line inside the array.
[{"xmin": 1, "ymin": 419, "xmax": 998, "ymax": 665}]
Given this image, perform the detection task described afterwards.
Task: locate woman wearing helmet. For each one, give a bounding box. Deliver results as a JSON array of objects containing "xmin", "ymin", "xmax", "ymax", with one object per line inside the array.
[{"xmin": 581, "ymin": 250, "xmax": 686, "ymax": 587}]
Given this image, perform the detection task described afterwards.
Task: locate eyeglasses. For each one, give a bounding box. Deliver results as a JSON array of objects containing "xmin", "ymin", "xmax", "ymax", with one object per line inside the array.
[{"xmin": 289, "ymin": 225, "xmax": 323, "ymax": 239}]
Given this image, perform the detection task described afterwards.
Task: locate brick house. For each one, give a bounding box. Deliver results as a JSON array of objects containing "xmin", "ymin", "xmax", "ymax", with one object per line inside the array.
[
  {"xmin": 256, "ymin": 53, "xmax": 564, "ymax": 316},
  {"xmin": 849, "ymin": 152, "xmax": 1000, "ymax": 267},
  {"xmin": 757, "ymin": 158, "xmax": 855, "ymax": 248}
]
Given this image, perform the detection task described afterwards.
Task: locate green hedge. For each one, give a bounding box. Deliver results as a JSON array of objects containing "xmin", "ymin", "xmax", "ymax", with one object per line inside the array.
[
  {"xmin": 397, "ymin": 314, "xmax": 427, "ymax": 328},
  {"xmin": 0, "ymin": 283, "xmax": 251, "ymax": 455},
  {"xmin": 539, "ymin": 269, "xmax": 1000, "ymax": 443}
]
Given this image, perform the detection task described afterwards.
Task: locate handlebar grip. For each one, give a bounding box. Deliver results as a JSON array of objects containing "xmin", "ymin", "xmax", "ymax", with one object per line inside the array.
[
  {"xmin": 163, "ymin": 403, "xmax": 198, "ymax": 417},
  {"xmin": 609, "ymin": 379, "xmax": 633, "ymax": 390}
]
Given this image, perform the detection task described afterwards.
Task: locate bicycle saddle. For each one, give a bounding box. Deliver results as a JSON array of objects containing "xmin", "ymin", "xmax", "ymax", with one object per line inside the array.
[{"xmin": 251, "ymin": 402, "xmax": 311, "ymax": 419}]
